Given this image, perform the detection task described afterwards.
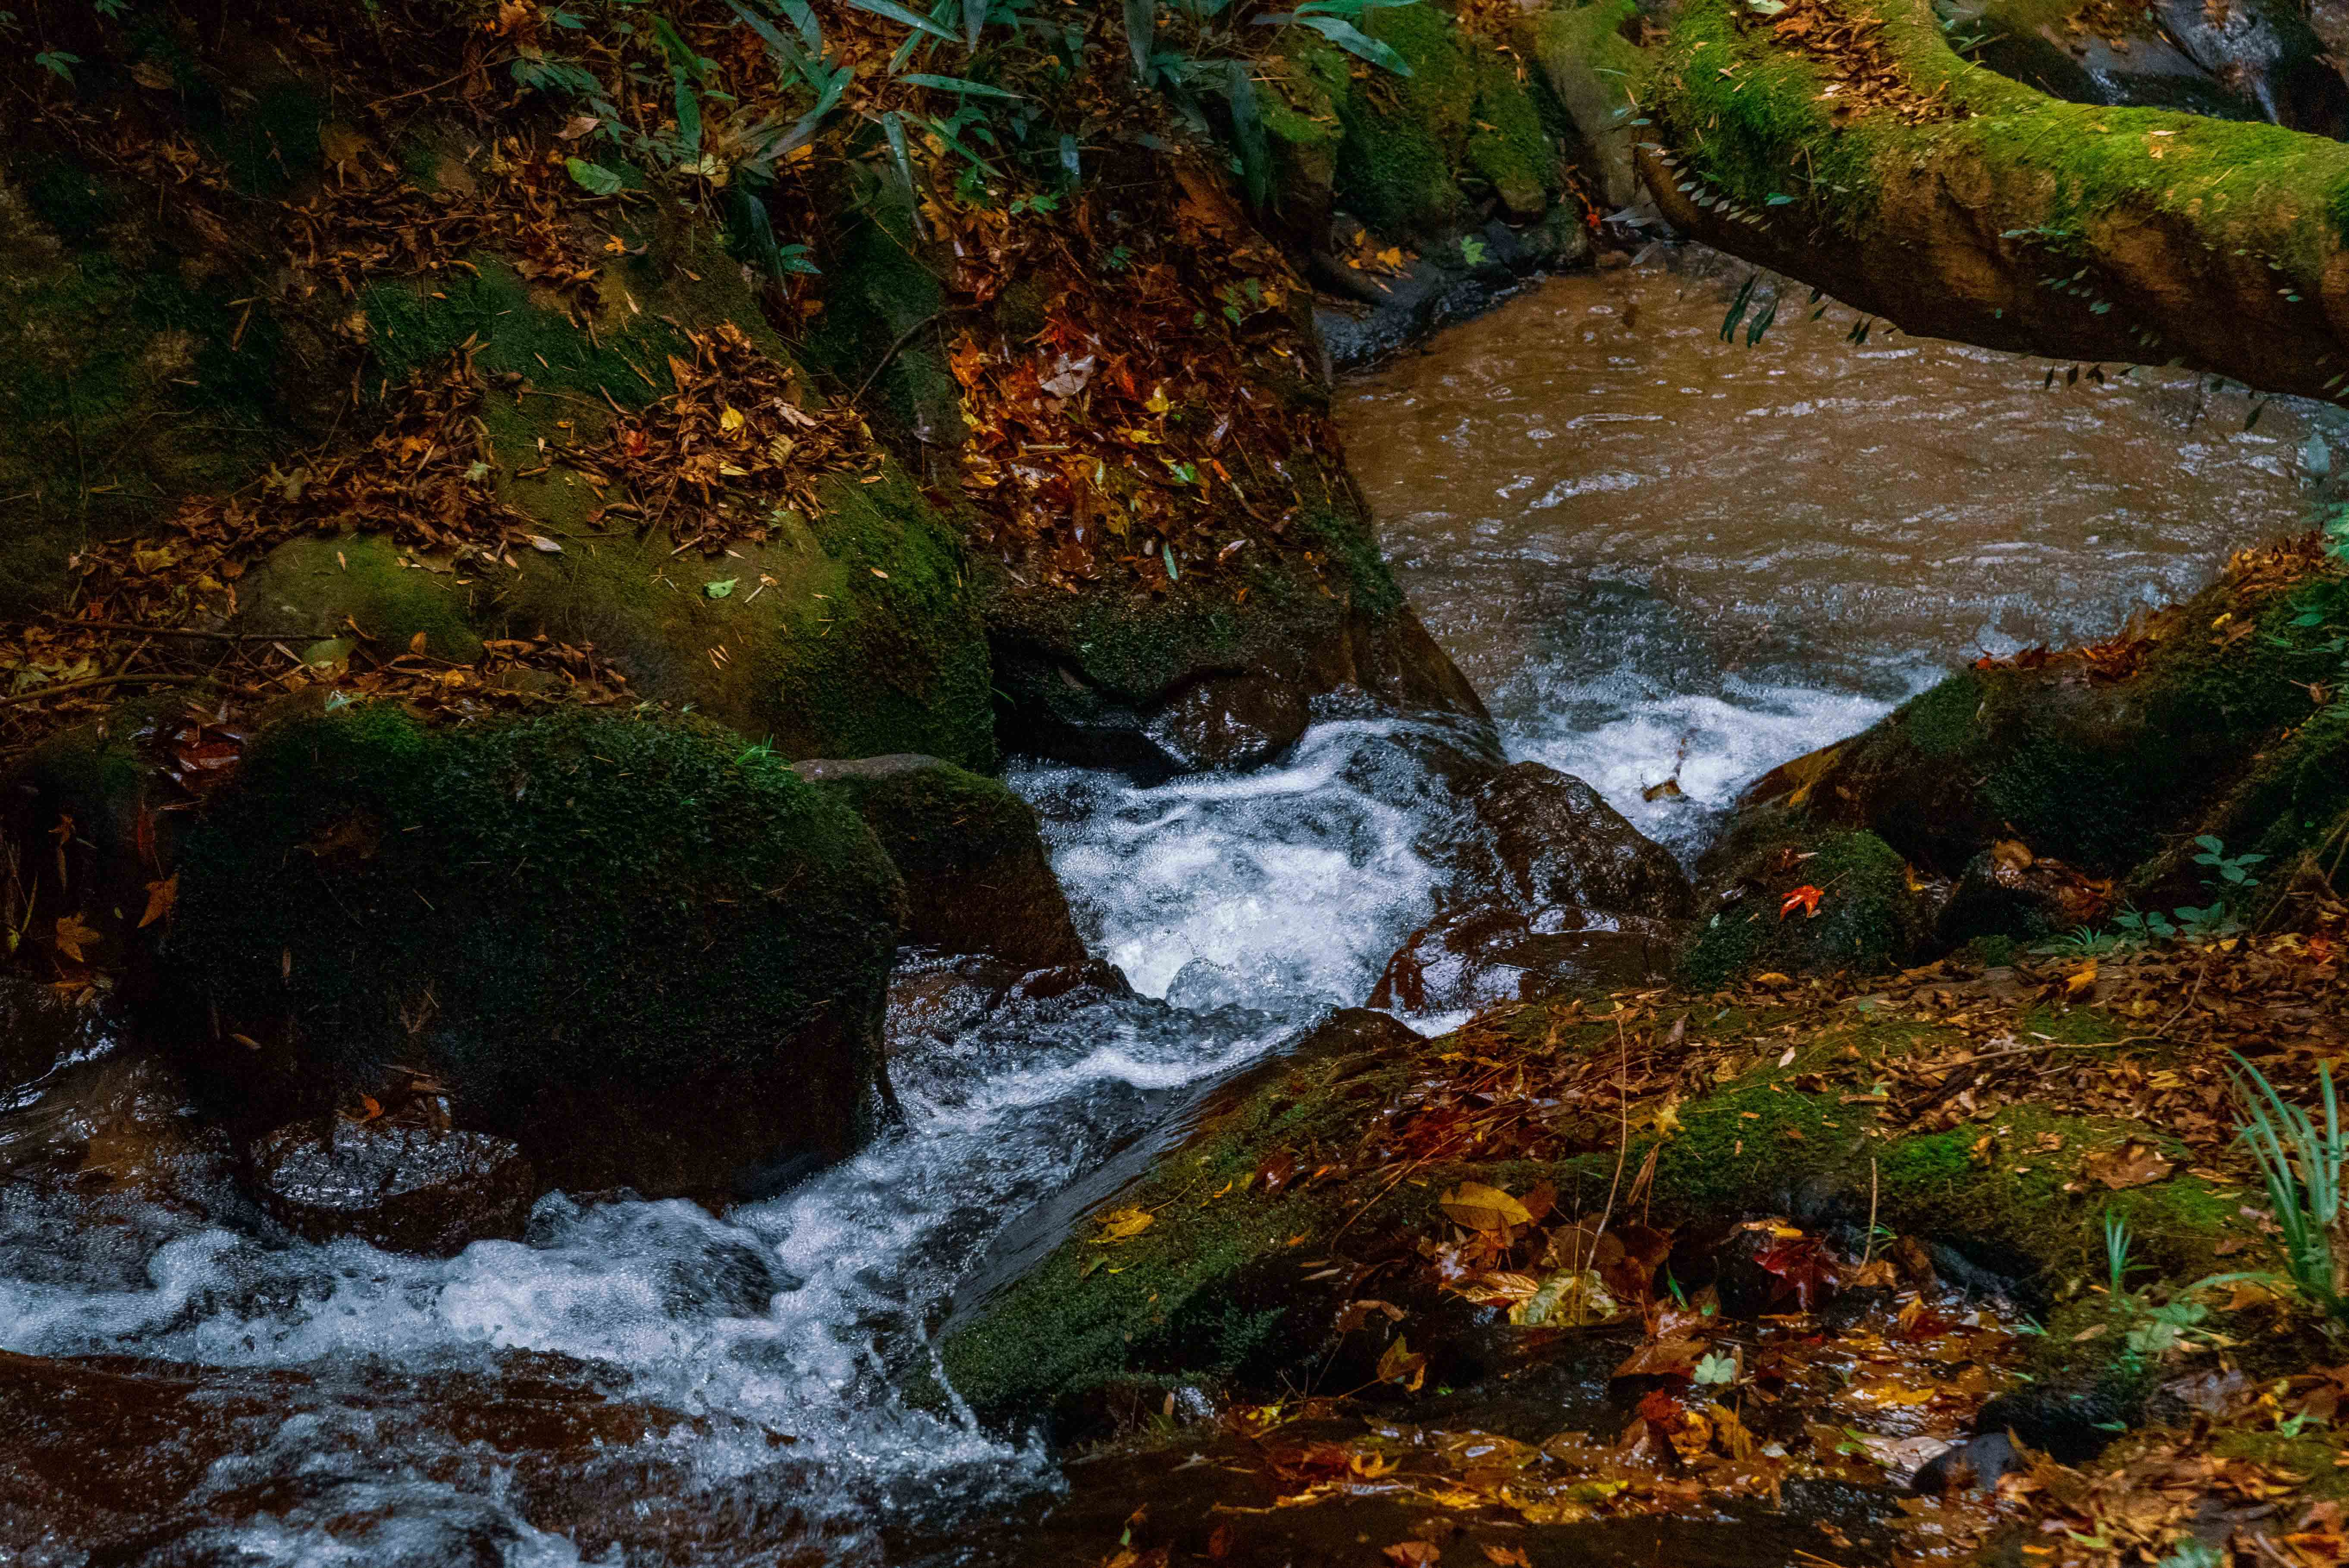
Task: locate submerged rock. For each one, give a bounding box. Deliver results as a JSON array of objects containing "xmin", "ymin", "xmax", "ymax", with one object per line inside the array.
[
  {"xmin": 248, "ymin": 1118, "xmax": 535, "ymax": 1256},
  {"xmin": 165, "ymin": 702, "xmax": 906, "ymax": 1204},
  {"xmin": 795, "ymin": 753, "xmax": 1085, "ymax": 969}
]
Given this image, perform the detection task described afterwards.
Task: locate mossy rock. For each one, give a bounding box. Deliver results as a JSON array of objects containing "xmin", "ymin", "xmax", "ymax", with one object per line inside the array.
[
  {"xmin": 1702, "ymin": 562, "xmax": 2349, "ymax": 959},
  {"xmin": 1280, "ymin": 7, "xmax": 1565, "ymax": 243},
  {"xmin": 982, "ymin": 497, "xmax": 1491, "ymax": 770},
  {"xmin": 494, "ymin": 467, "xmax": 998, "ymax": 772},
  {"xmin": 164, "ymin": 702, "xmax": 906, "ymax": 1199},
  {"xmin": 1679, "ymin": 828, "xmax": 1935, "ymax": 987},
  {"xmin": 237, "ymin": 535, "xmax": 484, "ymax": 662},
  {"xmin": 795, "ymin": 753, "xmax": 1084, "ymax": 969},
  {"xmin": 941, "ymin": 1000, "xmax": 2251, "ymax": 1436},
  {"xmin": 1522, "ymin": 0, "xmax": 1648, "ymax": 207}
]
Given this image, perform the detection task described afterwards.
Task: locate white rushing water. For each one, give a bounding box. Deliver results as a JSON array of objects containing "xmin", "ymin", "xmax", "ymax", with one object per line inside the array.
[
  {"xmin": 11, "ymin": 251, "xmax": 2343, "ymax": 1565},
  {"xmin": 0, "ymin": 721, "xmax": 1463, "ymax": 1567}
]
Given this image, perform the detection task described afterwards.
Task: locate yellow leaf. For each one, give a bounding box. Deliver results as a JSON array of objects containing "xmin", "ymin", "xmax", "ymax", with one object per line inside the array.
[
  {"xmin": 1092, "ymin": 1206, "xmax": 1154, "ymax": 1242},
  {"xmin": 719, "ymin": 406, "xmax": 746, "ymax": 434},
  {"xmin": 2065, "ymin": 960, "xmax": 2098, "ymax": 996},
  {"xmin": 53, "ymin": 913, "xmax": 100, "ymax": 964},
  {"xmin": 138, "ymin": 875, "xmax": 177, "ymax": 930},
  {"xmin": 1439, "ymin": 1181, "xmax": 1532, "ymax": 1232}
]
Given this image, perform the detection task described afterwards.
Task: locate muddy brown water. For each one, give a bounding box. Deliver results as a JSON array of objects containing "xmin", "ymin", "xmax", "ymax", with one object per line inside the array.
[
  {"xmin": 2, "ymin": 251, "xmax": 2335, "ymax": 1566},
  {"xmin": 1338, "ymin": 247, "xmax": 2342, "ymax": 853}
]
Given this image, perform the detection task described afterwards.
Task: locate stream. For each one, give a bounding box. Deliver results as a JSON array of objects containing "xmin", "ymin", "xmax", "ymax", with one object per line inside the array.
[{"xmin": 1, "ymin": 248, "xmax": 2335, "ymax": 1566}]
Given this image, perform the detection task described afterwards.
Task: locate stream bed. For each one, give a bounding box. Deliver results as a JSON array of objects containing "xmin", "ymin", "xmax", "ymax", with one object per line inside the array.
[{"xmin": 0, "ymin": 249, "xmax": 2334, "ymax": 1566}]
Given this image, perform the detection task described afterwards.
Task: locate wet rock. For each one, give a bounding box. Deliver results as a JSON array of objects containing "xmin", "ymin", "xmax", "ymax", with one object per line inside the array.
[
  {"xmin": 0, "ymin": 1347, "xmax": 739, "ymax": 1564},
  {"xmin": 248, "ymin": 1119, "xmax": 535, "ymax": 1256},
  {"xmin": 797, "ymin": 753, "xmax": 1086, "ymax": 968},
  {"xmin": 1913, "ymin": 1430, "xmax": 2029, "ymax": 1494},
  {"xmin": 165, "ymin": 703, "xmax": 905, "ymax": 1202},
  {"xmin": 1312, "ymin": 213, "xmax": 1592, "ymax": 372},
  {"xmin": 1935, "ymin": 840, "xmax": 2114, "ymax": 946},
  {"xmin": 1693, "ymin": 554, "xmax": 2349, "ymax": 976},
  {"xmin": 1962, "ymin": 0, "xmax": 2349, "ymax": 135},
  {"xmin": 1374, "ymin": 760, "xmax": 1690, "ymax": 1012},
  {"xmin": 1371, "ymin": 903, "xmax": 1677, "ymax": 1014},
  {"xmin": 1467, "ymin": 762, "xmax": 1693, "ymax": 917},
  {"xmin": 1141, "ymin": 671, "xmax": 1312, "ymax": 772}
]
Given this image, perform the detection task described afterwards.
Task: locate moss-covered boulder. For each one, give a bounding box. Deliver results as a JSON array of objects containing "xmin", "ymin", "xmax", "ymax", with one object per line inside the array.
[
  {"xmin": 164, "ymin": 702, "xmax": 906, "ymax": 1201},
  {"xmin": 1679, "ymin": 827, "xmax": 1937, "ymax": 988},
  {"xmin": 941, "ymin": 994, "xmax": 2252, "ymax": 1440},
  {"xmin": 794, "ymin": 753, "xmax": 1084, "ymax": 969},
  {"xmin": 1267, "ymin": 7, "xmax": 1570, "ymax": 243},
  {"xmin": 1693, "ymin": 548, "xmax": 2349, "ymax": 972}
]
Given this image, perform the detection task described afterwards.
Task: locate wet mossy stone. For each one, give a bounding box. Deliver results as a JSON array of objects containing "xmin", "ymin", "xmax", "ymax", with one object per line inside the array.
[
  {"xmin": 1679, "ymin": 828, "xmax": 1933, "ymax": 988},
  {"xmin": 1713, "ymin": 565, "xmax": 2349, "ymax": 932},
  {"xmin": 794, "ymin": 753, "xmax": 1085, "ymax": 969},
  {"xmin": 165, "ymin": 702, "xmax": 906, "ymax": 1200},
  {"xmin": 944, "ymin": 1001, "xmax": 2247, "ymax": 1439}
]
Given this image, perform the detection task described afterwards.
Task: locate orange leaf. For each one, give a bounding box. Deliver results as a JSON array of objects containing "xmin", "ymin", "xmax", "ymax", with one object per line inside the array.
[
  {"xmin": 138, "ymin": 874, "xmax": 178, "ymax": 929},
  {"xmin": 53, "ymin": 913, "xmax": 100, "ymax": 964},
  {"xmin": 1778, "ymin": 884, "xmax": 1824, "ymax": 920}
]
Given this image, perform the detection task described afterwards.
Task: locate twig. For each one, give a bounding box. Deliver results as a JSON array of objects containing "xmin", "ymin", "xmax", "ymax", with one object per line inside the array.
[
  {"xmin": 53, "ymin": 621, "xmax": 295, "ymax": 642},
  {"xmin": 849, "ymin": 313, "xmax": 944, "ymax": 406},
  {"xmin": 0, "ymin": 673, "xmax": 206, "ymax": 709}
]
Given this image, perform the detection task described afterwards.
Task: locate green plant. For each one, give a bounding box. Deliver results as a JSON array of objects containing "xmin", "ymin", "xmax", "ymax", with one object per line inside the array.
[
  {"xmin": 1125, "ymin": 0, "xmax": 1418, "ymax": 205},
  {"xmin": 2102, "ymin": 1208, "xmax": 2133, "ymax": 1298},
  {"xmin": 2227, "ymin": 1054, "xmax": 2346, "ymax": 1325},
  {"xmin": 2191, "ymin": 834, "xmax": 2266, "ymax": 893}
]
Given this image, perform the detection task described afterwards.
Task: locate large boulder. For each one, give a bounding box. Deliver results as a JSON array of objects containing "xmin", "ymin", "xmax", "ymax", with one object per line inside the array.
[
  {"xmin": 1684, "ymin": 542, "xmax": 2349, "ymax": 982},
  {"xmin": 794, "ymin": 753, "xmax": 1085, "ymax": 969},
  {"xmin": 163, "ymin": 703, "xmax": 906, "ymax": 1202}
]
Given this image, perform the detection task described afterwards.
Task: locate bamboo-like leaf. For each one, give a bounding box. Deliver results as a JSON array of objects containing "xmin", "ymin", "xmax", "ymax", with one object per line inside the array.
[
  {"xmin": 1253, "ymin": 12, "xmax": 1411, "ymax": 74},
  {"xmin": 898, "ymin": 71, "xmax": 1026, "ymax": 98},
  {"xmin": 848, "ymin": 0, "xmax": 960, "ymax": 41},
  {"xmin": 1126, "ymin": 0, "xmax": 1156, "ymax": 77}
]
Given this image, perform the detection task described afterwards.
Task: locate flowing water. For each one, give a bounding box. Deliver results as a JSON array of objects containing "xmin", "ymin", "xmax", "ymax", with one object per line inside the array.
[
  {"xmin": 2, "ymin": 249, "xmax": 2337, "ymax": 1565},
  {"xmin": 1342, "ymin": 249, "xmax": 2340, "ymax": 855}
]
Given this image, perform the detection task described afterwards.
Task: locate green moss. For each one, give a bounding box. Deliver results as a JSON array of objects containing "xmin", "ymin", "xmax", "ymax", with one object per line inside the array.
[
  {"xmin": 169, "ymin": 704, "xmax": 903, "ymax": 1109},
  {"xmin": 1466, "ymin": 50, "xmax": 1560, "ymax": 215},
  {"xmin": 237, "ymin": 534, "xmax": 484, "ymax": 661},
  {"xmin": 800, "ymin": 175, "xmax": 960, "ymax": 448},
  {"xmin": 362, "ymin": 259, "xmax": 674, "ymax": 404},
  {"xmin": 1901, "ymin": 670, "xmax": 1983, "ymax": 756},
  {"xmin": 1329, "ymin": 10, "xmax": 1477, "ymax": 235},
  {"xmin": 947, "ymin": 1004, "xmax": 2257, "ymax": 1430},
  {"xmin": 499, "ymin": 466, "xmax": 995, "ymax": 770},
  {"xmin": 0, "ymin": 189, "xmax": 300, "ymax": 608},
  {"xmin": 1652, "ymin": 0, "xmax": 2349, "ymax": 288},
  {"xmin": 1680, "ymin": 828, "xmax": 1927, "ymax": 986}
]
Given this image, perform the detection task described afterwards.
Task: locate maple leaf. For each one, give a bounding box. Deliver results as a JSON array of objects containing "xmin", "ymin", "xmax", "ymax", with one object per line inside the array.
[
  {"xmin": 1375, "ymin": 1333, "xmax": 1427, "ymax": 1391},
  {"xmin": 1753, "ymin": 1232, "xmax": 1839, "ymax": 1309},
  {"xmin": 1779, "ymin": 884, "xmax": 1825, "ymax": 920},
  {"xmin": 53, "ymin": 912, "xmax": 100, "ymax": 964},
  {"xmin": 138, "ymin": 875, "xmax": 177, "ymax": 929},
  {"xmin": 1383, "ymin": 1544, "xmax": 1441, "ymax": 1568}
]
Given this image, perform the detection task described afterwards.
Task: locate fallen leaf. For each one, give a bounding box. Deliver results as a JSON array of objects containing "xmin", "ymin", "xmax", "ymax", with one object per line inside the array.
[
  {"xmin": 138, "ymin": 875, "xmax": 178, "ymax": 929},
  {"xmin": 2084, "ymin": 1139, "xmax": 2174, "ymax": 1190},
  {"xmin": 53, "ymin": 913, "xmax": 99, "ymax": 964},
  {"xmin": 1779, "ymin": 884, "xmax": 1825, "ymax": 920},
  {"xmin": 1376, "ymin": 1333, "xmax": 1427, "ymax": 1391},
  {"xmin": 1093, "ymin": 1206, "xmax": 1155, "ymax": 1242},
  {"xmin": 1440, "ymin": 1182, "xmax": 1533, "ymax": 1232},
  {"xmin": 2066, "ymin": 960, "xmax": 2099, "ymax": 996}
]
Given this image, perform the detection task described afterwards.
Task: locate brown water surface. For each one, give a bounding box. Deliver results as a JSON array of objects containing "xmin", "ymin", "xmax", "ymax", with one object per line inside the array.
[{"xmin": 1337, "ymin": 249, "xmax": 2340, "ymax": 851}]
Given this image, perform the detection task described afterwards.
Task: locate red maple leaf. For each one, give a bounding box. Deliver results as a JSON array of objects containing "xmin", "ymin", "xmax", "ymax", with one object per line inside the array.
[{"xmin": 1778, "ymin": 884, "xmax": 1824, "ymax": 921}]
